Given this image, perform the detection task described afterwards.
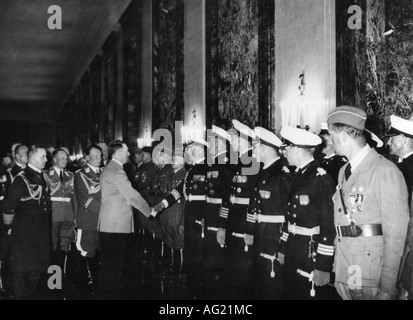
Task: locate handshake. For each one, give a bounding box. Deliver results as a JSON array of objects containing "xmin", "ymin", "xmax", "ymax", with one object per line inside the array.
[{"xmin": 150, "ymin": 201, "xmax": 166, "ymax": 218}]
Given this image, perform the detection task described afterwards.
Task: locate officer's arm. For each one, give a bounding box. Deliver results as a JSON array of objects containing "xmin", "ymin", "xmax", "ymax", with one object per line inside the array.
[
  {"xmin": 278, "ymin": 173, "xmax": 294, "ymax": 257},
  {"xmin": 218, "ymin": 167, "xmax": 232, "ymax": 230},
  {"xmin": 314, "ymin": 174, "xmax": 336, "ymax": 272},
  {"xmin": 2, "ymin": 176, "xmax": 25, "ymax": 226},
  {"xmin": 114, "ymin": 170, "xmax": 151, "ymax": 217},
  {"xmin": 74, "ymin": 173, "xmax": 100, "ymax": 215},
  {"xmin": 379, "ymin": 167, "xmax": 409, "ymax": 297},
  {"xmin": 161, "ymin": 179, "xmax": 184, "ymax": 209}
]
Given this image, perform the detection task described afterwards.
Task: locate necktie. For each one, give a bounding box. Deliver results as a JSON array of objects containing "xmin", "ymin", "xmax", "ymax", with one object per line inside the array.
[
  {"xmin": 60, "ymin": 170, "xmax": 64, "ymax": 182},
  {"xmin": 344, "ymin": 163, "xmax": 352, "ymax": 181}
]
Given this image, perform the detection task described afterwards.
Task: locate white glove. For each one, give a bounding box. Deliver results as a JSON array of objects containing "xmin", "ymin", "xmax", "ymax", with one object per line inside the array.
[{"xmin": 75, "ymin": 229, "xmax": 88, "ymax": 257}]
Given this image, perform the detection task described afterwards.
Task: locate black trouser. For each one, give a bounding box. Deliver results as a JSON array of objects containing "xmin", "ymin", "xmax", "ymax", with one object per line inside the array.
[
  {"xmin": 98, "ymin": 232, "xmax": 131, "ymax": 298},
  {"xmin": 13, "ymin": 271, "xmax": 41, "ymax": 300}
]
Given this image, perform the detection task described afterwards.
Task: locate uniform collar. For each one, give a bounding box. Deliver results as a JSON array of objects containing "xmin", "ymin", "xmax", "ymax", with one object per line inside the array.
[
  {"xmin": 324, "ymin": 153, "xmax": 336, "ymax": 160},
  {"xmin": 28, "ymin": 163, "xmax": 42, "ymax": 173},
  {"xmin": 349, "ymin": 144, "xmax": 371, "ymax": 172},
  {"xmin": 87, "ymin": 163, "xmax": 100, "ymax": 174},
  {"xmin": 399, "ymin": 151, "xmax": 413, "ymax": 163},
  {"xmin": 263, "ymin": 157, "xmax": 280, "ymax": 170},
  {"xmin": 111, "ymin": 159, "xmax": 123, "ymax": 167},
  {"xmin": 54, "ymin": 166, "xmax": 63, "ymax": 176}
]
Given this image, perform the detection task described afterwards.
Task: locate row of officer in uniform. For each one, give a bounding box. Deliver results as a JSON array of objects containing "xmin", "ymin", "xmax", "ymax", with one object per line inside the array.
[{"xmin": 149, "ymin": 106, "xmax": 413, "ymax": 300}]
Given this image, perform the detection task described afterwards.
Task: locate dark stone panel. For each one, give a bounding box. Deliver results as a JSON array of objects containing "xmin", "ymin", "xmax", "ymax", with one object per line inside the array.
[
  {"xmin": 152, "ymin": 0, "xmax": 184, "ymax": 135},
  {"xmin": 206, "ymin": 0, "xmax": 267, "ymax": 129},
  {"xmin": 258, "ymin": 0, "xmax": 275, "ymax": 130},
  {"xmin": 383, "ymin": 0, "xmax": 413, "ymax": 119},
  {"xmin": 336, "ymin": 0, "xmax": 366, "ymax": 109}
]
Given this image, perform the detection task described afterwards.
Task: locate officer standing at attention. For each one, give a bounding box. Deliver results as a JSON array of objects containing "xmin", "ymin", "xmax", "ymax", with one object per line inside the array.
[
  {"xmin": 328, "ymin": 106, "xmax": 409, "ymax": 300},
  {"xmin": 44, "ymin": 149, "xmax": 76, "ymax": 275},
  {"xmin": 386, "ymin": 115, "xmax": 413, "ymax": 210},
  {"xmin": 318, "ymin": 123, "xmax": 347, "ymax": 186},
  {"xmin": 155, "ymin": 149, "xmax": 187, "ymax": 277},
  {"xmin": 201, "ymin": 125, "xmax": 233, "ymax": 299},
  {"xmin": 279, "ymin": 126, "xmax": 336, "ymax": 300},
  {"xmin": 74, "ymin": 145, "xmax": 103, "ymax": 289},
  {"xmin": 250, "ymin": 127, "xmax": 293, "ymax": 299},
  {"xmin": 2, "ymin": 146, "xmax": 51, "ymax": 299},
  {"xmin": 153, "ymin": 135, "xmax": 209, "ymax": 298},
  {"xmin": 217, "ymin": 120, "xmax": 260, "ymax": 300}
]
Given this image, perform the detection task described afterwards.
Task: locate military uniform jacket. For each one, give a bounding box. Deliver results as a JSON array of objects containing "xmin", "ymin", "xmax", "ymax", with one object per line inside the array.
[
  {"xmin": 74, "ymin": 165, "xmax": 102, "ymax": 230},
  {"xmin": 280, "ymin": 160, "xmax": 336, "ymax": 272},
  {"xmin": 137, "ymin": 161, "xmax": 159, "ymax": 206},
  {"xmin": 321, "ymin": 154, "xmax": 347, "ymax": 186},
  {"xmin": 334, "ymin": 148, "xmax": 409, "ymax": 295},
  {"xmin": 249, "ymin": 159, "xmax": 293, "ymax": 254},
  {"xmin": 398, "ymin": 153, "xmax": 413, "ymax": 210},
  {"xmin": 205, "ymin": 153, "xmax": 233, "ymax": 228},
  {"xmin": 218, "ymin": 150, "xmax": 259, "ymax": 235},
  {"xmin": 44, "ymin": 167, "xmax": 75, "ymax": 222},
  {"xmin": 159, "ymin": 166, "xmax": 187, "ymax": 227},
  {"xmin": 2, "ymin": 166, "xmax": 52, "ymax": 272},
  {"xmin": 164, "ymin": 161, "xmax": 208, "ymax": 221},
  {"xmin": 5, "ymin": 164, "xmax": 25, "ymax": 191}
]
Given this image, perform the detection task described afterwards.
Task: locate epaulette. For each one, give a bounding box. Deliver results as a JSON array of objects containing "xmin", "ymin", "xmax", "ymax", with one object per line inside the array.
[{"xmin": 316, "ymin": 168, "xmax": 327, "ymax": 176}]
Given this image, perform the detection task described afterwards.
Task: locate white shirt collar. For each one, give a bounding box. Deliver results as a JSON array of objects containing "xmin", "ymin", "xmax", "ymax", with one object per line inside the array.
[
  {"xmin": 194, "ymin": 158, "xmax": 205, "ymax": 165},
  {"xmin": 349, "ymin": 144, "xmax": 371, "ymax": 172},
  {"xmin": 263, "ymin": 157, "xmax": 280, "ymax": 170},
  {"xmin": 400, "ymin": 151, "xmax": 413, "ymax": 163},
  {"xmin": 112, "ymin": 159, "xmax": 123, "ymax": 167},
  {"xmin": 87, "ymin": 163, "xmax": 99, "ymax": 173},
  {"xmin": 28, "ymin": 163, "xmax": 42, "ymax": 173},
  {"xmin": 324, "ymin": 153, "xmax": 336, "ymax": 160},
  {"xmin": 54, "ymin": 166, "xmax": 63, "ymax": 175}
]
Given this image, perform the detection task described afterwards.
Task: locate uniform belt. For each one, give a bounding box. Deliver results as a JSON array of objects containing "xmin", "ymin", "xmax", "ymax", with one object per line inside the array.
[
  {"xmin": 229, "ymin": 196, "xmax": 250, "ymax": 205},
  {"xmin": 336, "ymin": 224, "xmax": 383, "ymax": 238},
  {"xmin": 186, "ymin": 195, "xmax": 206, "ymax": 202},
  {"xmin": 206, "ymin": 197, "xmax": 222, "ymax": 204},
  {"xmin": 288, "ymin": 224, "xmax": 320, "ymax": 236},
  {"xmin": 51, "ymin": 197, "xmax": 72, "ymax": 202},
  {"xmin": 257, "ymin": 214, "xmax": 285, "ymax": 224}
]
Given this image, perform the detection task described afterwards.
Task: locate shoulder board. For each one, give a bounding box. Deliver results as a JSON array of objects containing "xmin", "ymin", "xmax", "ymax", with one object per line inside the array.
[
  {"xmin": 282, "ymin": 166, "xmax": 290, "ymax": 173},
  {"xmin": 48, "ymin": 169, "xmax": 55, "ymax": 176},
  {"xmin": 316, "ymin": 168, "xmax": 327, "ymax": 176},
  {"xmin": 341, "ymin": 158, "xmax": 348, "ymax": 163},
  {"xmin": 85, "ymin": 168, "xmax": 91, "ymax": 173}
]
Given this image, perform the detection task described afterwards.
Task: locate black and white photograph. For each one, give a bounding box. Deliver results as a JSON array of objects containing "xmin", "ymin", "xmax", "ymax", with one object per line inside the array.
[{"xmin": 1, "ymin": 0, "xmax": 413, "ymax": 304}]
